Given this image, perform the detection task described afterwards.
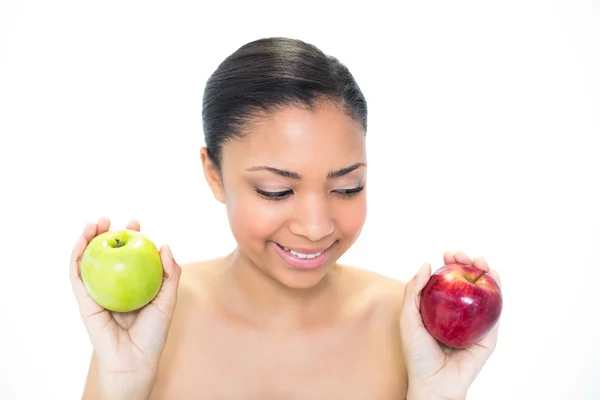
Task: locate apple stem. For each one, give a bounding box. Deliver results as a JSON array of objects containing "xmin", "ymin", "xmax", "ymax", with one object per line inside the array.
[
  {"xmin": 472, "ymin": 269, "xmax": 487, "ymax": 284},
  {"xmin": 114, "ymin": 238, "xmax": 124, "ymax": 248}
]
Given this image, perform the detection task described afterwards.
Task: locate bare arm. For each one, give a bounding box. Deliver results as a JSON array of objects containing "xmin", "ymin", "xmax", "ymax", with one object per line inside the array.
[
  {"xmin": 81, "ymin": 352, "xmax": 99, "ymax": 399},
  {"xmin": 82, "ymin": 351, "xmax": 157, "ymax": 400},
  {"xmin": 70, "ymin": 218, "xmax": 182, "ymax": 400}
]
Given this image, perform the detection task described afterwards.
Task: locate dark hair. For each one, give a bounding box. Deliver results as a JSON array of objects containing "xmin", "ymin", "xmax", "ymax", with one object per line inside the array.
[{"xmin": 202, "ymin": 37, "xmax": 368, "ymax": 172}]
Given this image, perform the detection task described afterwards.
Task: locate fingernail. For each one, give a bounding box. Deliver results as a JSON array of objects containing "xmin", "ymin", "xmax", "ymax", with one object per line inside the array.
[{"xmin": 414, "ymin": 265, "xmax": 423, "ymax": 279}]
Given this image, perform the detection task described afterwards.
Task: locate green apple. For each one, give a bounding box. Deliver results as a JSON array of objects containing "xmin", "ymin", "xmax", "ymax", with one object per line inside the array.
[{"xmin": 80, "ymin": 229, "xmax": 164, "ymax": 312}]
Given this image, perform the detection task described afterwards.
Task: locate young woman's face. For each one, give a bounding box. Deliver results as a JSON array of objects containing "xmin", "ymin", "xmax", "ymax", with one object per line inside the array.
[{"xmin": 204, "ymin": 102, "xmax": 367, "ymax": 289}]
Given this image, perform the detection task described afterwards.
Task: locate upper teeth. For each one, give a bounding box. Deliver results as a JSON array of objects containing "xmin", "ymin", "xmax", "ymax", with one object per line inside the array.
[{"xmin": 283, "ymin": 247, "xmax": 322, "ymax": 259}]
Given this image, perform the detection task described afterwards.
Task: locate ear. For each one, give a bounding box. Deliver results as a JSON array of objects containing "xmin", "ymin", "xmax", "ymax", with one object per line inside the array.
[{"xmin": 200, "ymin": 147, "xmax": 226, "ymax": 203}]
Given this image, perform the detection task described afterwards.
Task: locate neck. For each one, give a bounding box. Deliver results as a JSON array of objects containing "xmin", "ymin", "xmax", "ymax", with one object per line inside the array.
[{"xmin": 217, "ymin": 247, "xmax": 340, "ymax": 329}]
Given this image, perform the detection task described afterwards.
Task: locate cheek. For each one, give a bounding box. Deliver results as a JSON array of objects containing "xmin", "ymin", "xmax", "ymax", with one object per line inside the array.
[
  {"xmin": 334, "ymin": 197, "xmax": 367, "ymax": 238},
  {"xmin": 226, "ymin": 193, "xmax": 286, "ymax": 243}
]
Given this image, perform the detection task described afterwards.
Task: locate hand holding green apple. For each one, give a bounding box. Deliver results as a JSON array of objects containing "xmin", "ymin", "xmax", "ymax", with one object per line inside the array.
[
  {"xmin": 80, "ymin": 228, "xmax": 164, "ymax": 312},
  {"xmin": 70, "ymin": 217, "xmax": 182, "ymax": 396}
]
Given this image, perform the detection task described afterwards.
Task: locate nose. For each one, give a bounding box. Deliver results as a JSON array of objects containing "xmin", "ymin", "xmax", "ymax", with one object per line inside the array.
[{"xmin": 288, "ymin": 193, "xmax": 334, "ymax": 242}]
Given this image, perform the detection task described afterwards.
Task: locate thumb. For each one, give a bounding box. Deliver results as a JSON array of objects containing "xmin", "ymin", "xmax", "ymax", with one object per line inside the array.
[
  {"xmin": 162, "ymin": 245, "xmax": 181, "ymax": 281},
  {"xmin": 400, "ymin": 263, "xmax": 447, "ymax": 380},
  {"xmin": 403, "ymin": 263, "xmax": 432, "ymax": 316},
  {"xmin": 160, "ymin": 245, "xmax": 182, "ymax": 302},
  {"xmin": 145, "ymin": 244, "xmax": 182, "ymax": 317},
  {"xmin": 128, "ymin": 245, "xmax": 182, "ymax": 359}
]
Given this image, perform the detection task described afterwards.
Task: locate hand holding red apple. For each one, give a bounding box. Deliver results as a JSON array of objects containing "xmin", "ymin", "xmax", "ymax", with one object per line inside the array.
[
  {"xmin": 69, "ymin": 217, "xmax": 182, "ymax": 397},
  {"xmin": 400, "ymin": 251, "xmax": 502, "ymax": 400},
  {"xmin": 419, "ymin": 261, "xmax": 502, "ymax": 349}
]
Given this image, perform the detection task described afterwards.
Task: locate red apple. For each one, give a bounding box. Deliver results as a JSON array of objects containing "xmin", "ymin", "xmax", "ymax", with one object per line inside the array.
[{"xmin": 419, "ymin": 263, "xmax": 502, "ymax": 349}]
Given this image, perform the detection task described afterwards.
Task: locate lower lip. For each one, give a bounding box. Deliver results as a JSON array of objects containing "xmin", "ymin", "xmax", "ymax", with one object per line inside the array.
[{"xmin": 271, "ymin": 242, "xmax": 333, "ymax": 270}]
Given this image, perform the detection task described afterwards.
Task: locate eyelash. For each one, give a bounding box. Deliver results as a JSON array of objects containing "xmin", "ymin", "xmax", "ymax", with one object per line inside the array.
[{"xmin": 254, "ymin": 186, "xmax": 365, "ymax": 202}]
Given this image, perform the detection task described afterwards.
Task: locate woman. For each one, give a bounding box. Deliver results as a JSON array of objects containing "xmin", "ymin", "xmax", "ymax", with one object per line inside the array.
[{"xmin": 70, "ymin": 37, "xmax": 501, "ymax": 399}]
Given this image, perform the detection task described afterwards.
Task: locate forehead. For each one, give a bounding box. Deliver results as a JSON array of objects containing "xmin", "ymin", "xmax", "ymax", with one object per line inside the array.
[{"xmin": 222, "ymin": 103, "xmax": 366, "ymax": 173}]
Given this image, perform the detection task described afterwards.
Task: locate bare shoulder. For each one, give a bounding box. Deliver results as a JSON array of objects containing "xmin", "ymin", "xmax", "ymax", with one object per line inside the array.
[
  {"xmin": 180, "ymin": 256, "xmax": 226, "ymax": 274},
  {"xmin": 337, "ymin": 264, "xmax": 408, "ymax": 388},
  {"xmin": 157, "ymin": 257, "xmax": 227, "ymax": 357},
  {"xmin": 179, "ymin": 257, "xmax": 225, "ymax": 283},
  {"xmin": 337, "ymin": 263, "xmax": 407, "ymax": 317},
  {"xmin": 172, "ymin": 256, "xmax": 228, "ymax": 305}
]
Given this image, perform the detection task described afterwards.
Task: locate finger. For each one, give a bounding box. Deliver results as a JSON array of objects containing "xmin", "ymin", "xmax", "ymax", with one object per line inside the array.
[
  {"xmin": 70, "ymin": 222, "xmax": 112, "ymax": 331},
  {"xmin": 146, "ymin": 245, "xmax": 182, "ymax": 314},
  {"xmin": 402, "ymin": 263, "xmax": 432, "ymax": 315},
  {"xmin": 472, "ymin": 256, "xmax": 489, "ymax": 272},
  {"xmin": 474, "ymin": 317, "xmax": 501, "ymax": 352},
  {"xmin": 454, "ymin": 250, "xmax": 472, "ymax": 265},
  {"xmin": 96, "ymin": 216, "xmax": 111, "ymax": 236},
  {"xmin": 161, "ymin": 245, "xmax": 182, "ymax": 288},
  {"xmin": 487, "ymin": 268, "xmax": 502, "ymax": 289},
  {"xmin": 461, "ymin": 318, "xmax": 501, "ymax": 376},
  {"xmin": 70, "ymin": 222, "xmax": 97, "ymax": 283},
  {"xmin": 131, "ymin": 245, "xmax": 182, "ymax": 354},
  {"xmin": 399, "ymin": 263, "xmax": 448, "ymax": 379},
  {"xmin": 443, "ymin": 251, "xmax": 456, "ymax": 265},
  {"xmin": 126, "ymin": 219, "xmax": 141, "ymax": 231},
  {"xmin": 399, "ymin": 264, "xmax": 428, "ymax": 334}
]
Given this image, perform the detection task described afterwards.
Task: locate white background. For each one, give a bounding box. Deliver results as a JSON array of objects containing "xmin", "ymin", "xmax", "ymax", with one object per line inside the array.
[{"xmin": 1, "ymin": 1, "xmax": 599, "ymax": 399}]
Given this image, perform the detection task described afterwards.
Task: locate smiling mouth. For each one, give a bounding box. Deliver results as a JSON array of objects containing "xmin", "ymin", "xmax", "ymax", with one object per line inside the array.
[{"xmin": 274, "ymin": 242, "xmax": 336, "ymax": 259}]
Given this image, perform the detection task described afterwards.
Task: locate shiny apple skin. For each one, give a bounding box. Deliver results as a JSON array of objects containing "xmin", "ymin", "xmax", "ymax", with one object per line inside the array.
[{"xmin": 419, "ymin": 263, "xmax": 503, "ymax": 349}]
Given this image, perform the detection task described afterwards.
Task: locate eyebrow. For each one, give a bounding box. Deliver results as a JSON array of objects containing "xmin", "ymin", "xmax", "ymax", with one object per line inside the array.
[{"xmin": 246, "ymin": 162, "xmax": 366, "ymax": 180}]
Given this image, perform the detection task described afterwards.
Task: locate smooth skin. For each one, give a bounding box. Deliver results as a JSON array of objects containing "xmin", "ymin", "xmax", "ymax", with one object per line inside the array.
[{"xmin": 71, "ymin": 102, "xmax": 501, "ymax": 399}]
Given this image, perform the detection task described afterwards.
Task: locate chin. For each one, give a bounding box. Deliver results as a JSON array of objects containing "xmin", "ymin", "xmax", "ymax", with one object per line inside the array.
[{"xmin": 273, "ymin": 267, "xmax": 332, "ymax": 290}]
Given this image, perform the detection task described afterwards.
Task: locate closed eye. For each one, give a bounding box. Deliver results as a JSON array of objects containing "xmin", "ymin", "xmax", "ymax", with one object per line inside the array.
[
  {"xmin": 255, "ymin": 188, "xmax": 292, "ymax": 201},
  {"xmin": 333, "ymin": 186, "xmax": 365, "ymax": 197},
  {"xmin": 255, "ymin": 186, "xmax": 365, "ymax": 202}
]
